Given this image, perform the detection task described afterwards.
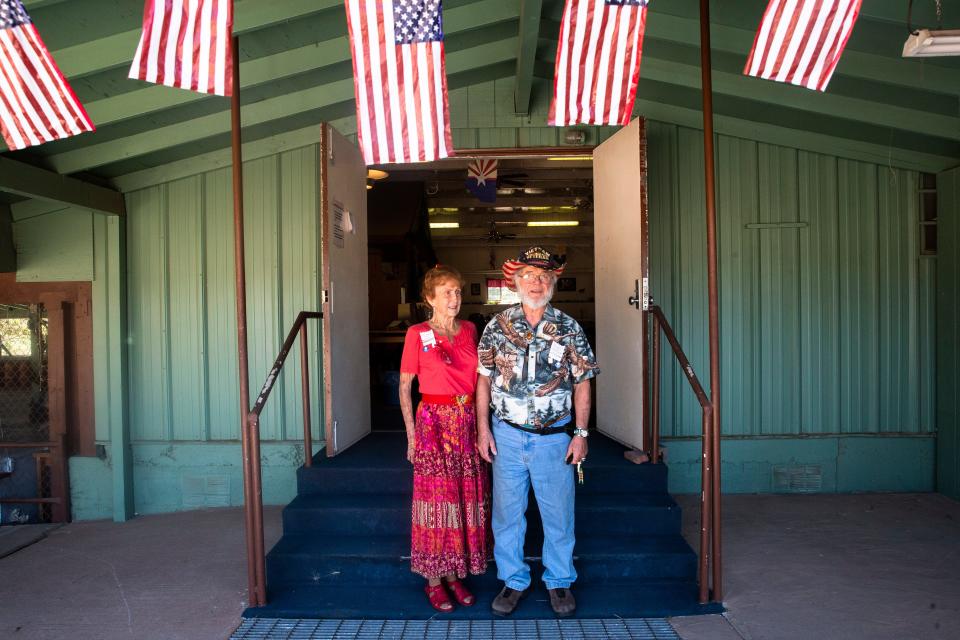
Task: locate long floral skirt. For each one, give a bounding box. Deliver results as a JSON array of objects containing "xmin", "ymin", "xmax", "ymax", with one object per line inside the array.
[{"xmin": 410, "ymin": 401, "xmax": 490, "ymax": 579}]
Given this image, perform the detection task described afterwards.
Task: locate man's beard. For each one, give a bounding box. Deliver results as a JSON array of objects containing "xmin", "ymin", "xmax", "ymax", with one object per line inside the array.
[{"xmin": 519, "ymin": 284, "xmax": 554, "ymax": 309}]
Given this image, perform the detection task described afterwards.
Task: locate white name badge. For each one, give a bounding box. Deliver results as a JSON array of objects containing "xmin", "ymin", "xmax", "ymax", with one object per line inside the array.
[
  {"xmin": 548, "ymin": 341, "xmax": 566, "ymax": 363},
  {"xmin": 420, "ymin": 329, "xmax": 437, "ymax": 348}
]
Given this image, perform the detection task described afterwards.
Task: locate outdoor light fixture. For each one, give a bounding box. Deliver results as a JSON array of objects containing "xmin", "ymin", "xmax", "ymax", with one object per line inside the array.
[
  {"xmin": 903, "ymin": 29, "xmax": 960, "ymax": 56},
  {"xmin": 527, "ymin": 221, "xmax": 579, "ymax": 227},
  {"xmin": 429, "ymin": 222, "xmax": 459, "ymax": 229},
  {"xmin": 367, "ymin": 168, "xmax": 389, "ymax": 180}
]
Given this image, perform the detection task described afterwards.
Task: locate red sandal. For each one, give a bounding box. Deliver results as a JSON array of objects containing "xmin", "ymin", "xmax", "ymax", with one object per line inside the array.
[
  {"xmin": 445, "ymin": 578, "xmax": 475, "ymax": 606},
  {"xmin": 424, "ymin": 582, "xmax": 453, "ymax": 612}
]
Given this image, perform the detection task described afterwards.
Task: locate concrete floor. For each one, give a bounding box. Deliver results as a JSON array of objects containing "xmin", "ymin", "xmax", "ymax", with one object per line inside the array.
[{"xmin": 0, "ymin": 493, "xmax": 958, "ymax": 640}]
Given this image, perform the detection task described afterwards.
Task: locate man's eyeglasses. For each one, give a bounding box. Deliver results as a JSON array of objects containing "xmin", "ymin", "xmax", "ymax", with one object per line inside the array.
[{"xmin": 518, "ymin": 272, "xmax": 554, "ymax": 283}]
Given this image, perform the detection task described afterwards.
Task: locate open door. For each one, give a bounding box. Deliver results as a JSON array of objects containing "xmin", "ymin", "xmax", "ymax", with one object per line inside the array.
[
  {"xmin": 320, "ymin": 124, "xmax": 371, "ymax": 456},
  {"xmin": 593, "ymin": 118, "xmax": 649, "ymax": 451}
]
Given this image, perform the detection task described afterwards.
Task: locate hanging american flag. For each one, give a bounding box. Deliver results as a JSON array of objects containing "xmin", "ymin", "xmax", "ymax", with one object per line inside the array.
[
  {"xmin": 345, "ymin": 0, "xmax": 453, "ymax": 165},
  {"xmin": 744, "ymin": 0, "xmax": 862, "ymax": 92},
  {"xmin": 129, "ymin": 0, "xmax": 233, "ymax": 97},
  {"xmin": 465, "ymin": 158, "xmax": 497, "ymax": 203},
  {"xmin": 549, "ymin": 0, "xmax": 649, "ymax": 127},
  {"xmin": 0, "ymin": 0, "xmax": 94, "ymax": 151}
]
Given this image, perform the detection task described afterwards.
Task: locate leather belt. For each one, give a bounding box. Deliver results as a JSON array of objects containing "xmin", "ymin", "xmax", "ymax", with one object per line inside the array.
[{"xmin": 501, "ymin": 414, "xmax": 569, "ymax": 435}]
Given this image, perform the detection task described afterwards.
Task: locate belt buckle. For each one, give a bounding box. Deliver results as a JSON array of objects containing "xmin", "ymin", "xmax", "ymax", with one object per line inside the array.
[{"xmin": 455, "ymin": 394, "xmax": 468, "ymax": 406}]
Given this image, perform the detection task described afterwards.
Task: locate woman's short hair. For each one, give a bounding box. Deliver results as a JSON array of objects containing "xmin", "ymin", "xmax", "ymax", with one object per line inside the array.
[{"xmin": 422, "ymin": 264, "xmax": 465, "ymax": 303}]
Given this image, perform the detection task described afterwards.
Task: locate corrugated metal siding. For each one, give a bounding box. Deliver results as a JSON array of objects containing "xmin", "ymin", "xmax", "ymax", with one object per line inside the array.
[
  {"xmin": 126, "ymin": 146, "xmax": 322, "ymax": 443},
  {"xmin": 649, "ymin": 123, "xmax": 935, "ymax": 438},
  {"xmin": 937, "ymin": 168, "xmax": 960, "ymax": 500}
]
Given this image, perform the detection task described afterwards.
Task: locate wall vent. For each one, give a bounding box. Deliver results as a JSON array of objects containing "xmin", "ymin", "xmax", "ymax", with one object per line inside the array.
[
  {"xmin": 181, "ymin": 474, "xmax": 231, "ymax": 507},
  {"xmin": 772, "ymin": 464, "xmax": 822, "ymax": 493}
]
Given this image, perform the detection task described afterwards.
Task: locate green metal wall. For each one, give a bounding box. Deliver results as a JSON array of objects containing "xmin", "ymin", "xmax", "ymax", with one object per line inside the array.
[
  {"xmin": 125, "ymin": 146, "xmax": 323, "ymax": 444},
  {"xmin": 937, "ymin": 168, "xmax": 960, "ymax": 501},
  {"xmin": 648, "ymin": 121, "xmax": 936, "ymax": 439}
]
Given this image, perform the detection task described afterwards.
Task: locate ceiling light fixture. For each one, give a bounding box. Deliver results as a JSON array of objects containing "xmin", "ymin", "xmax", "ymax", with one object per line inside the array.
[
  {"xmin": 546, "ymin": 156, "xmax": 593, "ymax": 161},
  {"xmin": 527, "ymin": 221, "xmax": 579, "ymax": 227},
  {"xmin": 903, "ymin": 28, "xmax": 960, "ymax": 56},
  {"xmin": 429, "ymin": 222, "xmax": 460, "ymax": 229},
  {"xmin": 367, "ymin": 168, "xmax": 389, "ymax": 180}
]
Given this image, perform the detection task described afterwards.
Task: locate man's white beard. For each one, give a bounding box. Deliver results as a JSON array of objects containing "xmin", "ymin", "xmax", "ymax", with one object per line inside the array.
[{"xmin": 519, "ymin": 285, "xmax": 554, "ymax": 310}]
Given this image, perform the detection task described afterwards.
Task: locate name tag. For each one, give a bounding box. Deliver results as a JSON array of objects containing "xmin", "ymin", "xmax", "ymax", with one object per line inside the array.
[
  {"xmin": 420, "ymin": 329, "xmax": 437, "ymax": 349},
  {"xmin": 548, "ymin": 341, "xmax": 566, "ymax": 363}
]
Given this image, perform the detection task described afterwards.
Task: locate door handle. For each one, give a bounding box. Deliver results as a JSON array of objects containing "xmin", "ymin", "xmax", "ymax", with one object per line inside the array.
[{"xmin": 628, "ymin": 279, "xmax": 640, "ymax": 309}]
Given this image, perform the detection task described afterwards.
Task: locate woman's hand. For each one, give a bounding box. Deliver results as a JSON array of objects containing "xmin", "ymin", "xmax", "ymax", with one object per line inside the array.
[{"xmin": 406, "ymin": 442, "xmax": 416, "ymax": 464}]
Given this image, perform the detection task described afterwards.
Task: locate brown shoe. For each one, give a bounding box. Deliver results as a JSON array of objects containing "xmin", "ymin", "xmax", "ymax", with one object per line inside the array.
[
  {"xmin": 491, "ymin": 585, "xmax": 528, "ymax": 616},
  {"xmin": 548, "ymin": 587, "xmax": 576, "ymax": 617}
]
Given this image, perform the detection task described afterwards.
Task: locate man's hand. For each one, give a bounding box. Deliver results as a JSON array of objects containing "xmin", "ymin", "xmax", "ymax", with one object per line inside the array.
[
  {"xmin": 477, "ymin": 427, "xmax": 497, "ymax": 463},
  {"xmin": 564, "ymin": 435, "xmax": 588, "ymax": 465}
]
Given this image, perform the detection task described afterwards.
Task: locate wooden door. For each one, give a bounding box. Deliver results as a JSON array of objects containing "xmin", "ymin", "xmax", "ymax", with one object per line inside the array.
[
  {"xmin": 592, "ymin": 118, "xmax": 649, "ymax": 450},
  {"xmin": 320, "ymin": 124, "xmax": 372, "ymax": 456}
]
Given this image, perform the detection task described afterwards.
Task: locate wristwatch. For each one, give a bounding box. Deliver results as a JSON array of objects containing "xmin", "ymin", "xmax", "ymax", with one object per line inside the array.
[{"xmin": 573, "ymin": 427, "xmax": 589, "ymax": 438}]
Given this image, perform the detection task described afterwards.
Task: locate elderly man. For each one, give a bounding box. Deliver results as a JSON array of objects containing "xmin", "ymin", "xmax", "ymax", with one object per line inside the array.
[{"xmin": 476, "ymin": 246, "xmax": 599, "ymax": 617}]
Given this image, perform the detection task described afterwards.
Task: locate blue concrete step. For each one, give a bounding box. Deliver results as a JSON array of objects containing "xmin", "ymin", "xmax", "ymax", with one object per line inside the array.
[
  {"xmin": 298, "ymin": 432, "xmax": 668, "ymax": 496},
  {"xmin": 281, "ymin": 492, "xmax": 681, "ymax": 536},
  {"xmin": 266, "ymin": 534, "xmax": 696, "ymax": 587},
  {"xmin": 248, "ymin": 580, "xmax": 721, "ymax": 620}
]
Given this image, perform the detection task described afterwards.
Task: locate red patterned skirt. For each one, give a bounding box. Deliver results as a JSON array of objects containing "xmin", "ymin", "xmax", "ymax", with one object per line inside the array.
[{"xmin": 410, "ymin": 401, "xmax": 490, "ymax": 579}]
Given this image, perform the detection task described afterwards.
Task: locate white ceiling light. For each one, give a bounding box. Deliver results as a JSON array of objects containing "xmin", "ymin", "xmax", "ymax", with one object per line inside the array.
[
  {"xmin": 429, "ymin": 222, "xmax": 459, "ymax": 229},
  {"xmin": 903, "ymin": 29, "xmax": 960, "ymax": 57},
  {"xmin": 528, "ymin": 221, "xmax": 579, "ymax": 227}
]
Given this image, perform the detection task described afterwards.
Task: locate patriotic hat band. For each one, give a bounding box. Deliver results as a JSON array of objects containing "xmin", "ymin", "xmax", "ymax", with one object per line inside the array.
[{"xmin": 502, "ymin": 246, "xmax": 566, "ymax": 291}]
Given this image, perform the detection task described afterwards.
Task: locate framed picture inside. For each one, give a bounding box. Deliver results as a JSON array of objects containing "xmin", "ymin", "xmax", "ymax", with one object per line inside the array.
[
  {"xmin": 557, "ymin": 277, "xmax": 576, "ymax": 292},
  {"xmin": 470, "ymin": 282, "xmax": 481, "ymax": 296}
]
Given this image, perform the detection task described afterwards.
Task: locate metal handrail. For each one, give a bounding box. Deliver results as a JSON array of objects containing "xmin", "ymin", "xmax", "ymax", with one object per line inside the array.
[
  {"xmin": 242, "ymin": 310, "xmax": 323, "ymax": 607},
  {"xmin": 649, "ymin": 304, "xmax": 717, "ymax": 604}
]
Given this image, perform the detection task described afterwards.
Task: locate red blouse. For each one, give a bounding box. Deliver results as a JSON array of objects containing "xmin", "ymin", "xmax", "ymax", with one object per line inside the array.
[{"xmin": 400, "ymin": 321, "xmax": 479, "ymax": 395}]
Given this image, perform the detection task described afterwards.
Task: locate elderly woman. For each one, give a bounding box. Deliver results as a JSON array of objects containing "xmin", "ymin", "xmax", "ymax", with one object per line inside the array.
[{"xmin": 399, "ymin": 265, "xmax": 490, "ymax": 612}]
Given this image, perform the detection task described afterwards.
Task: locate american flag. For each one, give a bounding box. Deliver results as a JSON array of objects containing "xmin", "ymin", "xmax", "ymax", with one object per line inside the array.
[
  {"xmin": 0, "ymin": 0, "xmax": 93, "ymax": 150},
  {"xmin": 129, "ymin": 0, "xmax": 233, "ymax": 97},
  {"xmin": 345, "ymin": 0, "xmax": 453, "ymax": 165},
  {"xmin": 744, "ymin": 0, "xmax": 862, "ymax": 92},
  {"xmin": 549, "ymin": 0, "xmax": 649, "ymax": 127}
]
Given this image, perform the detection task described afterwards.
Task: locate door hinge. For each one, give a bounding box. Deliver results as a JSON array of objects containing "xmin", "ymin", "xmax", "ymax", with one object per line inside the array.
[
  {"xmin": 321, "ymin": 289, "xmax": 330, "ymax": 304},
  {"xmin": 641, "ymin": 277, "xmax": 650, "ymax": 310}
]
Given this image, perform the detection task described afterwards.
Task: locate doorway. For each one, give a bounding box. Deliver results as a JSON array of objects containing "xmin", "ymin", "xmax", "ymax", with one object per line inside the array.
[{"xmin": 363, "ymin": 154, "xmax": 597, "ymax": 433}]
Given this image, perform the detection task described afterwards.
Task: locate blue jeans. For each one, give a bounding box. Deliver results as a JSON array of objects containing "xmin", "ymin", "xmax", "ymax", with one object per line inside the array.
[{"xmin": 491, "ymin": 416, "xmax": 576, "ymax": 590}]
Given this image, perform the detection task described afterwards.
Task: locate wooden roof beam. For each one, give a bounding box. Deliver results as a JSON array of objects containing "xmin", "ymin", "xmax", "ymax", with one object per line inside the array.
[
  {"xmin": 46, "ymin": 37, "xmax": 519, "ymax": 174},
  {"xmin": 0, "ymin": 157, "xmax": 124, "ymax": 215},
  {"xmin": 514, "ymin": 0, "xmax": 544, "ymax": 115}
]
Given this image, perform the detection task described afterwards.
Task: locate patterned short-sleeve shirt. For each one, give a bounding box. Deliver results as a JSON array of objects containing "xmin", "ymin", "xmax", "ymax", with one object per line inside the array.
[{"xmin": 477, "ymin": 304, "xmax": 599, "ymax": 428}]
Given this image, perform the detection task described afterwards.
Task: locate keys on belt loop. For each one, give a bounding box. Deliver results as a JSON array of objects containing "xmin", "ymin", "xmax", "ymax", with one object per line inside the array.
[{"xmin": 576, "ymin": 461, "xmax": 585, "ymax": 485}]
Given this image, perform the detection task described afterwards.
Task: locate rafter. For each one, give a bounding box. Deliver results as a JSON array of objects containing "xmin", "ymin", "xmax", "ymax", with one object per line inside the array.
[
  {"xmin": 514, "ymin": 0, "xmax": 544, "ymax": 115},
  {"xmin": 47, "ymin": 37, "xmax": 519, "ymax": 174},
  {"xmin": 50, "ymin": 0, "xmax": 344, "ymax": 79},
  {"xmin": 0, "ymin": 156, "xmax": 124, "ymax": 215}
]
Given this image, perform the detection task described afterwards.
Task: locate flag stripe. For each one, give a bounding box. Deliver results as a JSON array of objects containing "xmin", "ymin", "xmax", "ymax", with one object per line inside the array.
[
  {"xmin": 0, "ymin": 1, "xmax": 94, "ymax": 151},
  {"xmin": 549, "ymin": 0, "xmax": 649, "ymax": 127},
  {"xmin": 345, "ymin": 0, "xmax": 453, "ymax": 165},
  {"xmin": 128, "ymin": 0, "xmax": 233, "ymax": 97},
  {"xmin": 744, "ymin": 0, "xmax": 861, "ymax": 92}
]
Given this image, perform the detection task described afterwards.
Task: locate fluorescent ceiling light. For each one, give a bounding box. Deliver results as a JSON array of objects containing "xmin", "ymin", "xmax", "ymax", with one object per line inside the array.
[
  {"xmin": 903, "ymin": 29, "xmax": 960, "ymax": 57},
  {"xmin": 527, "ymin": 221, "xmax": 579, "ymax": 227},
  {"xmin": 546, "ymin": 156, "xmax": 592, "ymax": 161},
  {"xmin": 430, "ymin": 222, "xmax": 460, "ymax": 229}
]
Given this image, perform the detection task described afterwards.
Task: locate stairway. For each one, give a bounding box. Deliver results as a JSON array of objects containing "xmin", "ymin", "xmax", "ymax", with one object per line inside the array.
[{"xmin": 245, "ymin": 431, "xmax": 721, "ymax": 619}]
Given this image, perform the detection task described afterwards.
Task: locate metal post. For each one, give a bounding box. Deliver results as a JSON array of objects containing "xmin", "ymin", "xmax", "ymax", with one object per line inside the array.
[
  {"xmin": 651, "ymin": 313, "xmax": 661, "ymax": 465},
  {"xmin": 230, "ymin": 35, "xmax": 262, "ymax": 608},
  {"xmin": 300, "ymin": 323, "xmax": 313, "ymax": 467},
  {"xmin": 641, "ymin": 309, "xmax": 651, "ymax": 455},
  {"xmin": 699, "ymin": 0, "xmax": 722, "ymax": 601}
]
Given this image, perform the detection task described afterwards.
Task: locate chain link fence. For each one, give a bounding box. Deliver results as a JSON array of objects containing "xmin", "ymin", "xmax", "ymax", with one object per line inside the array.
[{"xmin": 0, "ymin": 303, "xmax": 51, "ymax": 525}]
